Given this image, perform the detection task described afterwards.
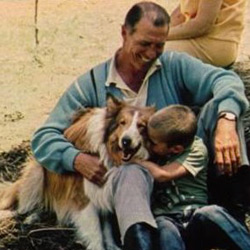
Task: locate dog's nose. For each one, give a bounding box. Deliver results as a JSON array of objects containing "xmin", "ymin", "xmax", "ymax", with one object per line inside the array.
[{"xmin": 122, "ymin": 136, "xmax": 132, "ymax": 148}]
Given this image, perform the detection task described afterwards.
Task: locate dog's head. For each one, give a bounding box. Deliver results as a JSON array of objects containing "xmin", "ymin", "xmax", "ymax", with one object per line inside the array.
[{"xmin": 104, "ymin": 94, "xmax": 155, "ymax": 165}]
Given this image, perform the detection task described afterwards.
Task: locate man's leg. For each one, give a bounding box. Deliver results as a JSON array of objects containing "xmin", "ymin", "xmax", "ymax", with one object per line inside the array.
[
  {"xmin": 112, "ymin": 164, "xmax": 157, "ymax": 249},
  {"xmin": 184, "ymin": 205, "xmax": 250, "ymax": 250},
  {"xmin": 156, "ymin": 216, "xmax": 185, "ymax": 250}
]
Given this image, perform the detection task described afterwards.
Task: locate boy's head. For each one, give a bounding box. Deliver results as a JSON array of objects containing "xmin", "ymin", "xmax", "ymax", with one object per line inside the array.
[{"xmin": 147, "ymin": 105, "xmax": 197, "ymax": 156}]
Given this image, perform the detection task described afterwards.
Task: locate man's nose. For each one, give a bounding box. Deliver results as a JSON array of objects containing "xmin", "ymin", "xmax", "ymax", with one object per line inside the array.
[{"xmin": 146, "ymin": 46, "xmax": 158, "ymax": 60}]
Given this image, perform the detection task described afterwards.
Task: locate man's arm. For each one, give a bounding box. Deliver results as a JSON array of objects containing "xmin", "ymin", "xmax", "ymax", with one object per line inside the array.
[
  {"xmin": 31, "ymin": 74, "xmax": 107, "ymax": 185},
  {"xmin": 167, "ymin": 52, "xmax": 249, "ymax": 175}
]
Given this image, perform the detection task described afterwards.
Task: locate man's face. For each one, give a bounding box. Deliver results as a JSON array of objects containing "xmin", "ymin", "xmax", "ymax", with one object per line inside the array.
[{"xmin": 122, "ymin": 17, "xmax": 169, "ymax": 70}]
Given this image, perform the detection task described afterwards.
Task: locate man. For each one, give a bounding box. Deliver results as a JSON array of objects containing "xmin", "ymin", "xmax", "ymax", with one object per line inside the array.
[{"xmin": 31, "ymin": 2, "xmax": 249, "ymax": 249}]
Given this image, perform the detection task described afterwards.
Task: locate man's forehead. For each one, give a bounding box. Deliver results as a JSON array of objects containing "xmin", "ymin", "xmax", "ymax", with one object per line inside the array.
[
  {"xmin": 136, "ymin": 15, "xmax": 168, "ymax": 27},
  {"xmin": 133, "ymin": 17, "xmax": 169, "ymax": 37}
]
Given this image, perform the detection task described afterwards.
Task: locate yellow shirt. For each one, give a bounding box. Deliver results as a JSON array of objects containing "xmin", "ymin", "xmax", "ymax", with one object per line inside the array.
[{"xmin": 180, "ymin": 0, "xmax": 247, "ymax": 43}]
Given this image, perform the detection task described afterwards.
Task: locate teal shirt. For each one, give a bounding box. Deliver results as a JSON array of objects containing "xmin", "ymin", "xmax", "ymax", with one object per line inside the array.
[
  {"xmin": 31, "ymin": 51, "xmax": 249, "ymax": 173},
  {"xmin": 152, "ymin": 136, "xmax": 208, "ymax": 216}
]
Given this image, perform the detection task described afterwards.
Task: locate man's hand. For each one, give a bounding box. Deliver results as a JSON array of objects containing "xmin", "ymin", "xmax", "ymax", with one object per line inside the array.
[
  {"xmin": 214, "ymin": 118, "xmax": 241, "ymax": 176},
  {"xmin": 74, "ymin": 153, "xmax": 107, "ymax": 186}
]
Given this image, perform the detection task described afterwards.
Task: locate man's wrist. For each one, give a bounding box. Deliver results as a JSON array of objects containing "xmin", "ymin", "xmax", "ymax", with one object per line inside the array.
[
  {"xmin": 218, "ymin": 112, "xmax": 237, "ymax": 122},
  {"xmin": 73, "ymin": 152, "xmax": 86, "ymax": 172}
]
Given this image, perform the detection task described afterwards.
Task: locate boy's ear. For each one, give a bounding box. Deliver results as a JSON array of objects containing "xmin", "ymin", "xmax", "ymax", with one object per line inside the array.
[{"xmin": 170, "ymin": 145, "xmax": 184, "ymax": 154}]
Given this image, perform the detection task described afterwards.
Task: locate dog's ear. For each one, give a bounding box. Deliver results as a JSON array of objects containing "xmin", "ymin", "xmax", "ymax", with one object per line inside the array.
[
  {"xmin": 146, "ymin": 105, "xmax": 156, "ymax": 115},
  {"xmin": 106, "ymin": 93, "xmax": 124, "ymax": 115}
]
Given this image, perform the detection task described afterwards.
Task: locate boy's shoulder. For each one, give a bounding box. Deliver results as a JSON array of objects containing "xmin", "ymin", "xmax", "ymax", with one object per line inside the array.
[
  {"xmin": 175, "ymin": 136, "xmax": 208, "ymax": 177},
  {"xmin": 190, "ymin": 136, "xmax": 208, "ymax": 155}
]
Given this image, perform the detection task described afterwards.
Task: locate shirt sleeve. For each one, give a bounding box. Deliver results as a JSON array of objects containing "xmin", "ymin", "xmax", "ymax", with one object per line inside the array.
[
  {"xmin": 167, "ymin": 52, "xmax": 249, "ymax": 117},
  {"xmin": 175, "ymin": 137, "xmax": 208, "ymax": 177},
  {"xmin": 31, "ymin": 76, "xmax": 95, "ymax": 174}
]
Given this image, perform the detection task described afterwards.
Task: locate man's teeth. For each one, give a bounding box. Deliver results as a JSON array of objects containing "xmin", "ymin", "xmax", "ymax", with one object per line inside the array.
[{"xmin": 141, "ymin": 56, "xmax": 151, "ymax": 62}]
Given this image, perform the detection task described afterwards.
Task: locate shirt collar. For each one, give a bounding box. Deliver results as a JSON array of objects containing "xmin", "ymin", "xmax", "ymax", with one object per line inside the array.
[{"xmin": 105, "ymin": 53, "xmax": 162, "ymax": 89}]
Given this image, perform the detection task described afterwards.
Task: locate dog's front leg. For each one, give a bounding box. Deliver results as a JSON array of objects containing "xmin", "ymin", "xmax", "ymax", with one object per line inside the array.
[{"xmin": 72, "ymin": 203, "xmax": 105, "ymax": 250}]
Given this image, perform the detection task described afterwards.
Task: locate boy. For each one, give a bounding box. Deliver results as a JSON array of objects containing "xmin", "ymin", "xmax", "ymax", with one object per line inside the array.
[{"xmin": 137, "ymin": 105, "xmax": 250, "ymax": 250}]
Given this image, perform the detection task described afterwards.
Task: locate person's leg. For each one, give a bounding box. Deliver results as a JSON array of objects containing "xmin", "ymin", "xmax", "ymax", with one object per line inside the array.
[
  {"xmin": 184, "ymin": 205, "xmax": 250, "ymax": 250},
  {"xmin": 123, "ymin": 222, "xmax": 158, "ymax": 250},
  {"xmin": 101, "ymin": 212, "xmax": 122, "ymax": 250},
  {"xmin": 165, "ymin": 37, "xmax": 237, "ymax": 68},
  {"xmin": 156, "ymin": 216, "xmax": 185, "ymax": 250},
  {"xmin": 165, "ymin": 39, "xmax": 209, "ymax": 62},
  {"xmin": 112, "ymin": 164, "xmax": 157, "ymax": 249}
]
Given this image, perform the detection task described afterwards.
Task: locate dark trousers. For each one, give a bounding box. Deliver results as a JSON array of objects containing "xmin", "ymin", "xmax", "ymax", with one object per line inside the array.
[{"xmin": 156, "ymin": 205, "xmax": 250, "ymax": 250}]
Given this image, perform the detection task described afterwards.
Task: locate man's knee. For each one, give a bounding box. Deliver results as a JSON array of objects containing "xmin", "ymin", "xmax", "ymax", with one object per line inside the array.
[
  {"xmin": 193, "ymin": 205, "xmax": 226, "ymax": 223},
  {"xmin": 156, "ymin": 216, "xmax": 180, "ymax": 234},
  {"xmin": 113, "ymin": 164, "xmax": 153, "ymax": 189},
  {"xmin": 156, "ymin": 216, "xmax": 184, "ymax": 249}
]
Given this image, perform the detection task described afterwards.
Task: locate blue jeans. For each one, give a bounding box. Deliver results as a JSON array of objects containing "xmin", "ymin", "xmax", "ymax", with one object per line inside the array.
[{"xmin": 156, "ymin": 205, "xmax": 250, "ymax": 250}]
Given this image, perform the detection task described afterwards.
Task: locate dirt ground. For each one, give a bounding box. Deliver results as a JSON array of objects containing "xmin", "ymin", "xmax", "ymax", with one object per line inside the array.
[{"xmin": 0, "ymin": 0, "xmax": 250, "ymax": 152}]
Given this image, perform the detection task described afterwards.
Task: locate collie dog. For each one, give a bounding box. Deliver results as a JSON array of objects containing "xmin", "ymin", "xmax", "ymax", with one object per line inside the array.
[{"xmin": 0, "ymin": 94, "xmax": 155, "ymax": 250}]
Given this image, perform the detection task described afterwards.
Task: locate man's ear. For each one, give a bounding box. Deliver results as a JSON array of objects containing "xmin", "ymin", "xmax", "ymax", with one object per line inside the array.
[
  {"xmin": 121, "ymin": 24, "xmax": 127, "ymax": 39},
  {"xmin": 170, "ymin": 145, "xmax": 184, "ymax": 154}
]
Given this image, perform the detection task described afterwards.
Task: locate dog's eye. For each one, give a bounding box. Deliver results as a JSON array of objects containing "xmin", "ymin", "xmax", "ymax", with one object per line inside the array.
[
  {"xmin": 119, "ymin": 120, "xmax": 126, "ymax": 126},
  {"xmin": 138, "ymin": 123, "xmax": 146, "ymax": 132}
]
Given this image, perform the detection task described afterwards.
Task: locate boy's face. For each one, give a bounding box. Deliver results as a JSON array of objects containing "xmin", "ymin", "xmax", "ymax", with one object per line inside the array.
[{"xmin": 148, "ymin": 126, "xmax": 173, "ymax": 156}]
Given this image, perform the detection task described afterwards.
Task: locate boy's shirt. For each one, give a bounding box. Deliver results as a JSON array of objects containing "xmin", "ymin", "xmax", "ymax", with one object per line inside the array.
[{"xmin": 152, "ymin": 136, "xmax": 209, "ymax": 217}]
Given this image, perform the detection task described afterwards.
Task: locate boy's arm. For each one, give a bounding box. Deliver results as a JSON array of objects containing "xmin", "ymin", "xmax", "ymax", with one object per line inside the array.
[
  {"xmin": 136, "ymin": 160, "xmax": 188, "ymax": 183},
  {"xmin": 137, "ymin": 137, "xmax": 208, "ymax": 182}
]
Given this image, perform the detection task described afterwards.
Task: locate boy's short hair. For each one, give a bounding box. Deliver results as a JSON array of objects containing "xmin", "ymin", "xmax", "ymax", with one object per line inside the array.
[{"xmin": 148, "ymin": 105, "xmax": 197, "ymax": 148}]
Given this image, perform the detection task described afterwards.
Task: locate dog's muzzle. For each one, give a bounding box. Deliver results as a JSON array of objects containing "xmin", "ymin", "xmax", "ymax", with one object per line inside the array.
[{"xmin": 121, "ymin": 136, "xmax": 142, "ymax": 161}]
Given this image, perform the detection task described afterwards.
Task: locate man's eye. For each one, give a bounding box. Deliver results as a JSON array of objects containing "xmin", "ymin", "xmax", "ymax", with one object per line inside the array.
[
  {"xmin": 156, "ymin": 43, "xmax": 165, "ymax": 49},
  {"xmin": 140, "ymin": 42, "xmax": 151, "ymax": 47}
]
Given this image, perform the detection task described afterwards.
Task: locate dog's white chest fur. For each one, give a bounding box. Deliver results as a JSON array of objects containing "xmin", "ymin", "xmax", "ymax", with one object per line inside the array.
[{"xmin": 84, "ymin": 168, "xmax": 118, "ymax": 213}]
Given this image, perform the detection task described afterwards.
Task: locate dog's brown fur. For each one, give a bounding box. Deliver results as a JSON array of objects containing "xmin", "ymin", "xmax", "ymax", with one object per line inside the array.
[{"xmin": 0, "ymin": 95, "xmax": 155, "ymax": 235}]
